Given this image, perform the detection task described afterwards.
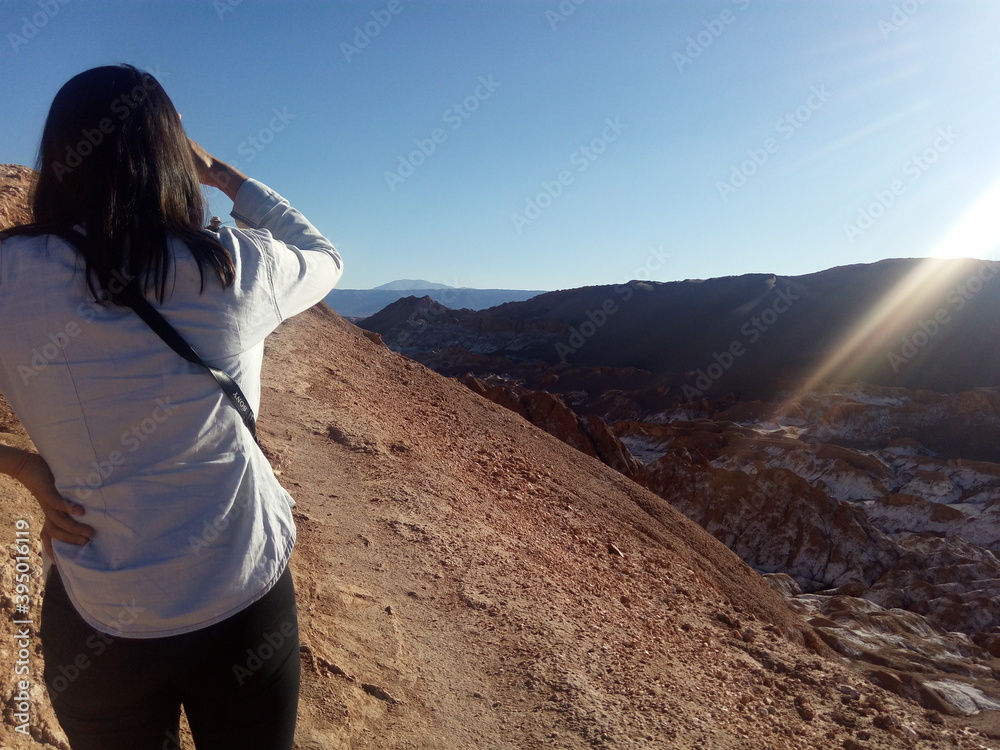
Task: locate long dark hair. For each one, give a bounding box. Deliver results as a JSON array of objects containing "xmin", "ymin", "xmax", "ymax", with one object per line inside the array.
[{"xmin": 4, "ymin": 64, "xmax": 234, "ymax": 303}]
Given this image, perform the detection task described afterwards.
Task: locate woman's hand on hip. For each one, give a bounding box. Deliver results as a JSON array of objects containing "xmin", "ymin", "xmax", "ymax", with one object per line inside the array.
[{"xmin": 17, "ymin": 452, "xmax": 94, "ymax": 559}]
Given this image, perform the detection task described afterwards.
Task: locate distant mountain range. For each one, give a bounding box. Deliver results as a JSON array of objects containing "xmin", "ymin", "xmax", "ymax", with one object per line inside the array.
[
  {"xmin": 370, "ymin": 279, "xmax": 453, "ymax": 291},
  {"xmin": 360, "ymin": 257, "xmax": 1000, "ymax": 404},
  {"xmin": 325, "ymin": 280, "xmax": 546, "ymax": 318}
]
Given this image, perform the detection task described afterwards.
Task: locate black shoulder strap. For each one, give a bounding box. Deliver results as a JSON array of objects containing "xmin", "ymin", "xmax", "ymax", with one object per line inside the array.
[
  {"xmin": 43, "ymin": 227, "xmax": 259, "ymax": 444},
  {"xmin": 119, "ymin": 284, "xmax": 259, "ymax": 444}
]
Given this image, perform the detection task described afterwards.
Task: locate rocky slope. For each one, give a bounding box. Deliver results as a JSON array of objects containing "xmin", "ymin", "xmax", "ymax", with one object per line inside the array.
[
  {"xmin": 2, "ymin": 164, "xmax": 997, "ymax": 748},
  {"xmin": 470, "ymin": 379, "xmax": 1000, "ymax": 734}
]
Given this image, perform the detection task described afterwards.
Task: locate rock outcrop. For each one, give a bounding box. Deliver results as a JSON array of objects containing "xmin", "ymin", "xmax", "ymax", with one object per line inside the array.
[
  {"xmin": 0, "ymin": 165, "xmax": 35, "ymax": 231},
  {"xmin": 635, "ymin": 449, "xmax": 901, "ymax": 591},
  {"xmin": 463, "ymin": 375, "xmax": 640, "ymax": 475}
]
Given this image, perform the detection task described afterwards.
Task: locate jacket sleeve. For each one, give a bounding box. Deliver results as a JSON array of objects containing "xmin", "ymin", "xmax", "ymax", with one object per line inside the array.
[{"xmin": 229, "ymin": 178, "xmax": 344, "ymax": 321}]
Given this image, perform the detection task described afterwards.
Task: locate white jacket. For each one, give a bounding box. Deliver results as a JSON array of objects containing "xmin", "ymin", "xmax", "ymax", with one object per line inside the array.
[{"xmin": 0, "ymin": 179, "xmax": 342, "ymax": 637}]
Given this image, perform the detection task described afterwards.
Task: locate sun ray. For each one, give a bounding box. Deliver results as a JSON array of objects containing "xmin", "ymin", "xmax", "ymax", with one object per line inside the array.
[
  {"xmin": 774, "ymin": 173, "xmax": 1000, "ymax": 418},
  {"xmin": 773, "ymin": 256, "xmax": 990, "ymax": 418}
]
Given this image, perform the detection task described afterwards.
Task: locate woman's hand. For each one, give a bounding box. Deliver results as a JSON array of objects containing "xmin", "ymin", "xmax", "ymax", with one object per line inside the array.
[
  {"xmin": 187, "ymin": 138, "xmax": 248, "ymax": 202},
  {"xmin": 16, "ymin": 452, "xmax": 94, "ymax": 560}
]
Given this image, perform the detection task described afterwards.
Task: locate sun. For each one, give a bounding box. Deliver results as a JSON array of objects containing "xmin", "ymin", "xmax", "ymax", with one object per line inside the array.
[{"xmin": 929, "ymin": 177, "xmax": 1000, "ymax": 262}]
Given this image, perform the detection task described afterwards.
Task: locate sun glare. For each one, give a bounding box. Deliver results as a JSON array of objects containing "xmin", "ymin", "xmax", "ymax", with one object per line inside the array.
[
  {"xmin": 928, "ymin": 177, "xmax": 1000, "ymax": 261},
  {"xmin": 773, "ymin": 255, "xmax": 987, "ymax": 419}
]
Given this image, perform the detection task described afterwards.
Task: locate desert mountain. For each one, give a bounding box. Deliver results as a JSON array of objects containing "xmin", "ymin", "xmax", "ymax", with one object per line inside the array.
[
  {"xmin": 325, "ymin": 285, "xmax": 546, "ymax": 318},
  {"xmin": 362, "ymin": 260, "xmax": 1000, "ymax": 405},
  {"xmin": 2, "ymin": 164, "xmax": 998, "ymax": 749},
  {"xmin": 373, "ymin": 280, "xmax": 453, "ymax": 291}
]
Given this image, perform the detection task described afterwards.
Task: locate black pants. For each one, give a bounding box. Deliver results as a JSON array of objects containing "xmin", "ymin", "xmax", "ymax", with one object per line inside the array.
[{"xmin": 41, "ymin": 564, "xmax": 300, "ymax": 750}]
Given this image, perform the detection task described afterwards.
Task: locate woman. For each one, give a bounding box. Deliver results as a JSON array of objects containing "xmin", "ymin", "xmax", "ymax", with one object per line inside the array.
[{"xmin": 0, "ymin": 64, "xmax": 342, "ymax": 749}]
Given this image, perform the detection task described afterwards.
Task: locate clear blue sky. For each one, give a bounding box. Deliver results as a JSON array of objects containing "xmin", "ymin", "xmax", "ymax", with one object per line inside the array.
[{"xmin": 3, "ymin": 0, "xmax": 999, "ymax": 291}]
